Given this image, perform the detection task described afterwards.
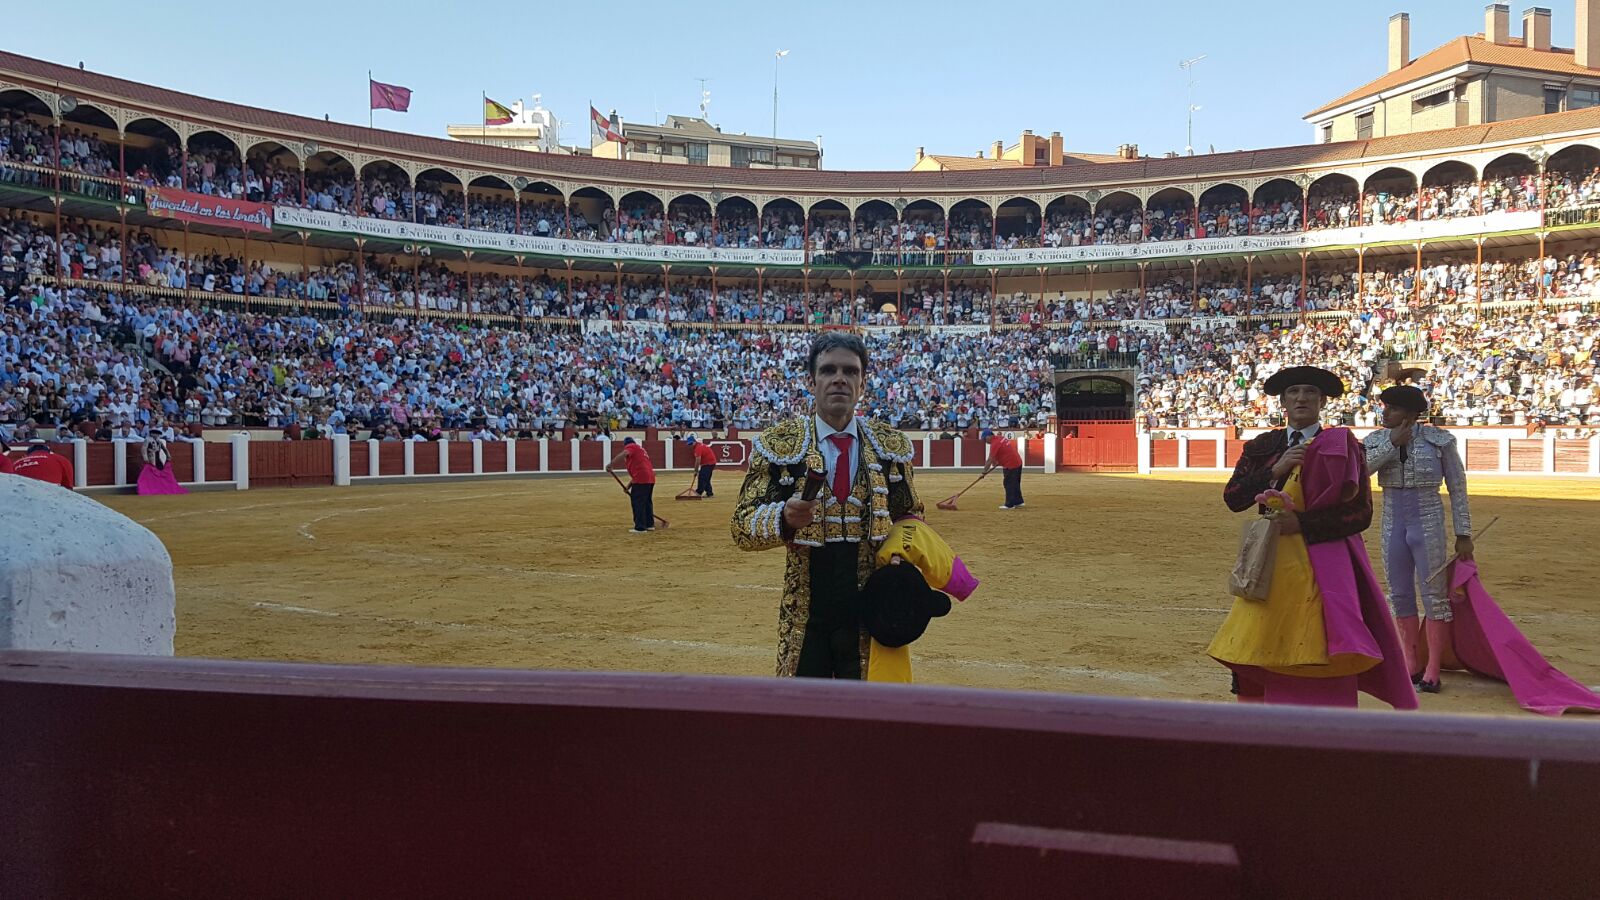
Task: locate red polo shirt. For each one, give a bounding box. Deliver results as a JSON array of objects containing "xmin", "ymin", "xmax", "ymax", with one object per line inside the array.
[
  {"xmin": 692, "ymin": 443, "xmax": 717, "ymax": 467},
  {"xmin": 622, "ymin": 443, "xmax": 656, "ymax": 485},
  {"xmin": 988, "ymin": 435, "xmax": 1023, "ymax": 470},
  {"xmin": 0, "ymin": 453, "xmax": 13, "ymax": 475},
  {"xmin": 11, "ymin": 450, "xmax": 75, "ymax": 489}
]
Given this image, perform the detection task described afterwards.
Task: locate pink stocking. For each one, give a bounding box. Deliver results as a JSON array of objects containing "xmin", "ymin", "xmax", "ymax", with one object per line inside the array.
[
  {"xmin": 1423, "ymin": 618, "xmax": 1452, "ymax": 685},
  {"xmin": 1395, "ymin": 616, "xmax": 1422, "ymax": 678},
  {"xmin": 1263, "ymin": 673, "xmax": 1359, "ymax": 708}
]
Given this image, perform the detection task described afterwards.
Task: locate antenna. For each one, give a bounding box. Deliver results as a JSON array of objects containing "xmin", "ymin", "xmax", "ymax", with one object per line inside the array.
[
  {"xmin": 1179, "ymin": 55, "xmax": 1206, "ymax": 155},
  {"xmin": 698, "ymin": 78, "xmax": 711, "ymax": 119}
]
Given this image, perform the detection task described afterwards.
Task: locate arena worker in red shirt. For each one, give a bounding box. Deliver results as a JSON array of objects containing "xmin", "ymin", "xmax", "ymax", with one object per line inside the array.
[
  {"xmin": 10, "ymin": 441, "xmax": 75, "ymax": 490},
  {"xmin": 0, "ymin": 437, "xmax": 14, "ymax": 475},
  {"xmin": 687, "ymin": 433, "xmax": 718, "ymax": 498},
  {"xmin": 606, "ymin": 437, "xmax": 658, "ymax": 533},
  {"xmin": 982, "ymin": 429, "xmax": 1025, "ymax": 510}
]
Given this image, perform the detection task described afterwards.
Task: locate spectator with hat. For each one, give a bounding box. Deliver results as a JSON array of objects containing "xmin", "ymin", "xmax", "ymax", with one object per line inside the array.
[{"xmin": 1363, "ymin": 384, "xmax": 1473, "ymax": 694}]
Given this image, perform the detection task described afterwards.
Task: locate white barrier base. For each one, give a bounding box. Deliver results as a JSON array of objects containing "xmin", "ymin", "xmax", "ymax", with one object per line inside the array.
[{"xmin": 0, "ymin": 475, "xmax": 175, "ymax": 655}]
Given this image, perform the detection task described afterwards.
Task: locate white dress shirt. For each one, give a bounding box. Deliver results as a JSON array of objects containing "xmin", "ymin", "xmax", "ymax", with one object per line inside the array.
[{"xmin": 1285, "ymin": 423, "xmax": 1321, "ymax": 447}]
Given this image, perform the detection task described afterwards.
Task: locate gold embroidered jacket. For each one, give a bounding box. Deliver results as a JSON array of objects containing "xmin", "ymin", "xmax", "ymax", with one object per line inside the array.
[{"xmin": 730, "ymin": 416, "xmax": 922, "ymax": 677}]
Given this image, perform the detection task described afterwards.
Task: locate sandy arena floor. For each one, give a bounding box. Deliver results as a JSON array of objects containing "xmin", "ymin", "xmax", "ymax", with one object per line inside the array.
[{"xmin": 102, "ymin": 470, "xmax": 1600, "ymax": 716}]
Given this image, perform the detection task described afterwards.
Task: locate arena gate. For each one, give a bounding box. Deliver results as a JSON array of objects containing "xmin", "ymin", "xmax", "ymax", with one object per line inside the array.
[{"xmin": 1051, "ymin": 355, "xmax": 1139, "ymax": 471}]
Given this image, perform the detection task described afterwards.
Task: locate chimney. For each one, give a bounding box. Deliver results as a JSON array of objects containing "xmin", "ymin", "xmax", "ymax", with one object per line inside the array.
[
  {"xmin": 1578, "ymin": 0, "xmax": 1600, "ymax": 67},
  {"xmin": 916, "ymin": 146, "xmax": 925, "ymax": 161},
  {"xmin": 992, "ymin": 140, "xmax": 1004, "ymax": 161},
  {"xmin": 1485, "ymin": 4, "xmax": 1510, "ymax": 44},
  {"xmin": 1049, "ymin": 131, "xmax": 1064, "ymax": 166},
  {"xmin": 1524, "ymin": 7, "xmax": 1552, "ymax": 50},
  {"xmin": 1389, "ymin": 12, "xmax": 1412, "ymax": 72},
  {"xmin": 1118, "ymin": 143, "xmax": 1140, "ymax": 160}
]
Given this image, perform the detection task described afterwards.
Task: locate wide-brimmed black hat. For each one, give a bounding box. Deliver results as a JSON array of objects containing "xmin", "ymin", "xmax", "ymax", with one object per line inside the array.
[
  {"xmin": 1379, "ymin": 385, "xmax": 1429, "ymax": 414},
  {"xmin": 854, "ymin": 562, "xmax": 951, "ymax": 648},
  {"xmin": 1263, "ymin": 365, "xmax": 1345, "ymax": 399}
]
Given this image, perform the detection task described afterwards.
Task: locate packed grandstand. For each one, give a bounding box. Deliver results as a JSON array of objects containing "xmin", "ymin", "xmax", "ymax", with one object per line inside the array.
[{"xmin": 1, "ymin": 49, "xmax": 1598, "ymax": 448}]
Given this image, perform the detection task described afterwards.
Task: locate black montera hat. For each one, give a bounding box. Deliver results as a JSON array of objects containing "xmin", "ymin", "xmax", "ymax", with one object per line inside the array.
[
  {"xmin": 854, "ymin": 562, "xmax": 952, "ymax": 648},
  {"xmin": 1379, "ymin": 385, "xmax": 1429, "ymax": 414},
  {"xmin": 1263, "ymin": 365, "xmax": 1345, "ymax": 399}
]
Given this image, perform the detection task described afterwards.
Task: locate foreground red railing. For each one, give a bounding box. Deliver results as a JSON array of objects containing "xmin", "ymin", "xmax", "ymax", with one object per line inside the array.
[{"xmin": 2, "ymin": 651, "xmax": 1596, "ymax": 898}]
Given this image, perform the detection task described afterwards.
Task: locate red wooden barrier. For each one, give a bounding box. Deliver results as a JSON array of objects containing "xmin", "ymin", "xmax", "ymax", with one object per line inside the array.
[
  {"xmin": 1225, "ymin": 440, "xmax": 1247, "ymax": 469},
  {"xmin": 119, "ymin": 441, "xmax": 140, "ymax": 483},
  {"xmin": 960, "ymin": 438, "xmax": 987, "ymax": 467},
  {"xmin": 482, "ymin": 441, "xmax": 507, "ymax": 473},
  {"xmin": 3, "ymin": 652, "xmax": 1596, "ymax": 900},
  {"xmin": 928, "ymin": 440, "xmax": 955, "ymax": 467},
  {"xmin": 413, "ymin": 442, "xmax": 441, "ymax": 476},
  {"xmin": 349, "ymin": 440, "xmax": 370, "ymax": 476},
  {"xmin": 1554, "ymin": 440, "xmax": 1590, "ymax": 474},
  {"xmin": 1509, "ymin": 439, "xmax": 1543, "ymax": 473},
  {"xmin": 167, "ymin": 441, "xmax": 194, "ymax": 479},
  {"xmin": 1151, "ymin": 439, "xmax": 1179, "ymax": 468},
  {"xmin": 447, "ymin": 442, "xmax": 474, "ymax": 474},
  {"xmin": 911, "ymin": 441, "xmax": 925, "ymax": 467},
  {"xmin": 1024, "ymin": 439, "xmax": 1045, "ymax": 467},
  {"xmin": 1465, "ymin": 439, "xmax": 1499, "ymax": 472},
  {"xmin": 546, "ymin": 440, "xmax": 572, "ymax": 472},
  {"xmin": 577, "ymin": 442, "xmax": 606, "ymax": 471},
  {"xmin": 377, "ymin": 442, "xmax": 405, "ymax": 476},
  {"xmin": 249, "ymin": 441, "xmax": 334, "ymax": 488},
  {"xmin": 84, "ymin": 441, "xmax": 115, "ymax": 486},
  {"xmin": 205, "ymin": 442, "xmax": 233, "ymax": 482},
  {"xmin": 1187, "ymin": 439, "xmax": 1218, "ymax": 468}
]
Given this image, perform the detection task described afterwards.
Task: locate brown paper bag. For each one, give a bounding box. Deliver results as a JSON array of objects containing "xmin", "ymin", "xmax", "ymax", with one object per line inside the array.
[{"xmin": 1229, "ymin": 516, "xmax": 1277, "ymax": 601}]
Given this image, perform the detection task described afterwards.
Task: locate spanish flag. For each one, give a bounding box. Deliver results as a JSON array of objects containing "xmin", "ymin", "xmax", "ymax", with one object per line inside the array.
[{"xmin": 483, "ymin": 96, "xmax": 514, "ymax": 126}]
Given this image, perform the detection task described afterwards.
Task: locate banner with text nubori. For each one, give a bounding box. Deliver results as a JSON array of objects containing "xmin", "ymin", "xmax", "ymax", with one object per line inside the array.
[{"xmin": 147, "ymin": 188, "xmax": 273, "ymax": 233}]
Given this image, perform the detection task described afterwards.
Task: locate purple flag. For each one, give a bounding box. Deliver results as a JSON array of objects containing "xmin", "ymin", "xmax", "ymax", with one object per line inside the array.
[{"xmin": 369, "ymin": 79, "xmax": 412, "ymax": 113}]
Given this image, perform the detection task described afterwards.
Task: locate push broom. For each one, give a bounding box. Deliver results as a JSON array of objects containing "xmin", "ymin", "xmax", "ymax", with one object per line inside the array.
[
  {"xmin": 935, "ymin": 466, "xmax": 994, "ymax": 511},
  {"xmin": 609, "ymin": 470, "xmax": 670, "ymax": 528}
]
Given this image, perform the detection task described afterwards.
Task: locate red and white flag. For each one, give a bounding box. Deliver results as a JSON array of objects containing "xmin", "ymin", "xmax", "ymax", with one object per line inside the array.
[{"xmin": 590, "ymin": 106, "xmax": 627, "ymax": 144}]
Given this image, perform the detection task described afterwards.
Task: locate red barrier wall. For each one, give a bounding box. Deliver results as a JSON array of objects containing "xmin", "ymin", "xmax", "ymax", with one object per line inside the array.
[
  {"xmin": 84, "ymin": 441, "xmax": 115, "ymax": 486},
  {"xmin": 482, "ymin": 441, "xmax": 507, "ymax": 473},
  {"xmin": 928, "ymin": 441, "xmax": 955, "ymax": 467},
  {"xmin": 1555, "ymin": 440, "xmax": 1590, "ymax": 473},
  {"xmin": 377, "ymin": 442, "xmax": 405, "ymax": 476},
  {"xmin": 911, "ymin": 441, "xmax": 925, "ymax": 467},
  {"xmin": 1465, "ymin": 439, "xmax": 1499, "ymax": 471},
  {"xmin": 447, "ymin": 442, "xmax": 474, "ymax": 474},
  {"xmin": 205, "ymin": 442, "xmax": 233, "ymax": 482},
  {"xmin": 350, "ymin": 441, "xmax": 370, "ymax": 476},
  {"xmin": 413, "ymin": 442, "xmax": 441, "ymax": 476},
  {"xmin": 249, "ymin": 441, "xmax": 334, "ymax": 488},
  {"xmin": 1187, "ymin": 439, "xmax": 1218, "ymax": 468},
  {"xmin": 167, "ymin": 441, "xmax": 194, "ymax": 478},
  {"xmin": 960, "ymin": 438, "xmax": 987, "ymax": 467},
  {"xmin": 1510, "ymin": 439, "xmax": 1544, "ymax": 473},
  {"xmin": 578, "ymin": 442, "xmax": 606, "ymax": 471},
  {"xmin": 3, "ymin": 653, "xmax": 1596, "ymax": 900},
  {"xmin": 1151, "ymin": 439, "xmax": 1179, "ymax": 467},
  {"xmin": 1225, "ymin": 440, "xmax": 1247, "ymax": 468},
  {"xmin": 546, "ymin": 440, "xmax": 572, "ymax": 472}
]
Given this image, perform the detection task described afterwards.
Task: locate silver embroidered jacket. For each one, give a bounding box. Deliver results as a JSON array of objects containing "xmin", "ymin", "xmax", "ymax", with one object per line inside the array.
[{"xmin": 1363, "ymin": 424, "xmax": 1472, "ymax": 537}]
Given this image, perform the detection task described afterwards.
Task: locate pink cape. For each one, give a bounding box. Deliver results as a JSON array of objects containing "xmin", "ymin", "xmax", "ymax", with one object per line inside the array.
[
  {"xmin": 1444, "ymin": 561, "xmax": 1600, "ymax": 716},
  {"xmin": 1299, "ymin": 429, "xmax": 1420, "ymax": 710},
  {"xmin": 136, "ymin": 463, "xmax": 189, "ymax": 495}
]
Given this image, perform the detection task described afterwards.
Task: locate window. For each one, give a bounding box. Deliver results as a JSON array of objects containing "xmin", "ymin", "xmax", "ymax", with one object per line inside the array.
[
  {"xmin": 687, "ymin": 143, "xmax": 708, "ymax": 166},
  {"xmin": 1572, "ymin": 88, "xmax": 1600, "ymax": 110},
  {"xmin": 1355, "ymin": 111, "xmax": 1374, "ymax": 140},
  {"xmin": 730, "ymin": 146, "xmax": 772, "ymax": 168},
  {"xmin": 1320, "ymin": 124, "xmax": 1334, "ymax": 144},
  {"xmin": 1413, "ymin": 90, "xmax": 1450, "ymax": 112},
  {"xmin": 1545, "ymin": 87, "xmax": 1565, "ymax": 115}
]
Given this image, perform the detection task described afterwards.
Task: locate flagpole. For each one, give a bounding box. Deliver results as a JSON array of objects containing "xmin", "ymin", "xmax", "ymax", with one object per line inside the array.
[
  {"xmin": 482, "ymin": 91, "xmax": 487, "ymax": 142},
  {"xmin": 368, "ymin": 70, "xmax": 373, "ymax": 129}
]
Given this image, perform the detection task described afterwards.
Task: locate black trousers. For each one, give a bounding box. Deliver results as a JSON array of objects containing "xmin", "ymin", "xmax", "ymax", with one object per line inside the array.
[
  {"xmin": 630, "ymin": 482, "xmax": 655, "ymax": 531},
  {"xmin": 696, "ymin": 464, "xmax": 714, "ymax": 496},
  {"xmin": 796, "ymin": 542, "xmax": 864, "ymax": 679},
  {"xmin": 1003, "ymin": 466, "xmax": 1024, "ymax": 508}
]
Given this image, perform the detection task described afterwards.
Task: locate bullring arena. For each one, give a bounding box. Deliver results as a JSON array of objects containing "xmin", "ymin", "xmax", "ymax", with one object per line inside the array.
[
  {"xmin": 7, "ymin": 3, "xmax": 1600, "ymax": 894},
  {"xmin": 105, "ymin": 469, "xmax": 1600, "ymax": 713}
]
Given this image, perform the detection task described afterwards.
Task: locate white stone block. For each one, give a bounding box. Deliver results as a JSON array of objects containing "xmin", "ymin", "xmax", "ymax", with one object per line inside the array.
[{"xmin": 0, "ymin": 474, "xmax": 175, "ymax": 655}]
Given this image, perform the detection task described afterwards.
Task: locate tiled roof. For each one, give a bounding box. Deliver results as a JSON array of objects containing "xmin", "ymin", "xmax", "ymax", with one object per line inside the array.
[
  {"xmin": 1307, "ymin": 35, "xmax": 1600, "ymax": 119},
  {"xmin": 5, "ymin": 49, "xmax": 1600, "ymax": 199}
]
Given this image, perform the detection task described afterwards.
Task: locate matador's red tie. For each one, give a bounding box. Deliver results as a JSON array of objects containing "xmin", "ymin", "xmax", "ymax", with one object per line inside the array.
[{"xmin": 827, "ymin": 433, "xmax": 854, "ymax": 501}]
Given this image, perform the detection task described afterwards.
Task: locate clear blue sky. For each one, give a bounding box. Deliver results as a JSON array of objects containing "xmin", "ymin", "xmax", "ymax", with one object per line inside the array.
[{"xmin": 7, "ymin": 0, "xmax": 1584, "ymax": 170}]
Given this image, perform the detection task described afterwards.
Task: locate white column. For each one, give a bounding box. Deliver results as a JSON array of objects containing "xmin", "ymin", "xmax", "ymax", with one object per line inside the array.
[
  {"xmin": 1543, "ymin": 434, "xmax": 1557, "ymax": 475},
  {"xmin": 664, "ymin": 439, "xmax": 674, "ymax": 470},
  {"xmin": 437, "ymin": 439, "xmax": 450, "ymax": 475},
  {"xmin": 539, "ymin": 438, "xmax": 549, "ymax": 473},
  {"xmin": 954, "ymin": 440, "xmax": 963, "ymax": 469},
  {"xmin": 403, "ymin": 441, "xmax": 415, "ymax": 476},
  {"xmin": 1177, "ymin": 435, "xmax": 1190, "ymax": 470},
  {"xmin": 112, "ymin": 441, "xmax": 128, "ymax": 486},
  {"xmin": 1498, "ymin": 436, "xmax": 1511, "ymax": 475},
  {"xmin": 1589, "ymin": 436, "xmax": 1600, "ymax": 476},
  {"xmin": 1137, "ymin": 432, "xmax": 1152, "ymax": 475},
  {"xmin": 1216, "ymin": 437, "xmax": 1227, "ymax": 469},
  {"xmin": 472, "ymin": 439, "xmax": 483, "ymax": 475},
  {"xmin": 191, "ymin": 439, "xmax": 205, "ymax": 484},
  {"xmin": 571, "ymin": 439, "xmax": 581, "ymax": 472},
  {"xmin": 505, "ymin": 439, "xmax": 517, "ymax": 473},
  {"xmin": 331, "ymin": 434, "xmax": 351, "ymax": 487},
  {"xmin": 922, "ymin": 436, "xmax": 932, "ymax": 468},
  {"xmin": 367, "ymin": 439, "xmax": 380, "ymax": 477},
  {"xmin": 1042, "ymin": 433, "xmax": 1057, "ymax": 474},
  {"xmin": 230, "ymin": 433, "xmax": 250, "ymax": 490},
  {"xmin": 1017, "ymin": 437, "xmax": 1028, "ymax": 471},
  {"xmin": 73, "ymin": 439, "xmax": 89, "ymax": 489}
]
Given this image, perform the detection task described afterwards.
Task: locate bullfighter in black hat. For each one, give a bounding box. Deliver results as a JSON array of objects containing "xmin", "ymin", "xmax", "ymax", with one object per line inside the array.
[{"xmin": 1363, "ymin": 384, "xmax": 1473, "ymax": 694}]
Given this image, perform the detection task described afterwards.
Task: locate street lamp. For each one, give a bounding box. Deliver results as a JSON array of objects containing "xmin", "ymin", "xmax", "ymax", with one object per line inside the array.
[
  {"xmin": 1180, "ymin": 54, "xmax": 1206, "ymax": 155},
  {"xmin": 773, "ymin": 49, "xmax": 789, "ymax": 167}
]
